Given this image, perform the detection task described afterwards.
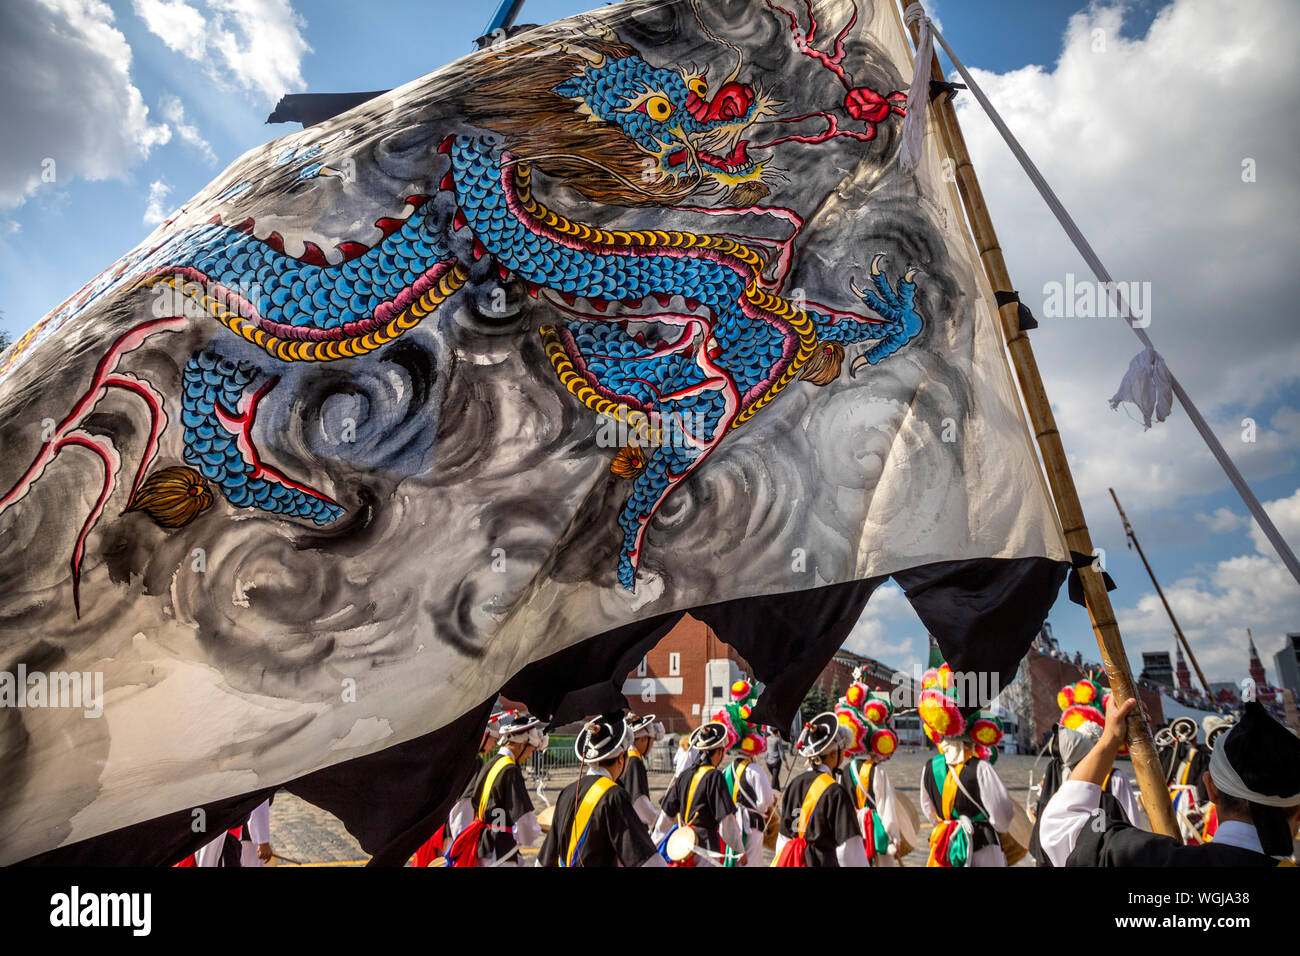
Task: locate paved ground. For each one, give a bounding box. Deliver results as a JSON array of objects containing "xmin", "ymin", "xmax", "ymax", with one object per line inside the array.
[{"xmin": 267, "ymin": 748, "xmax": 1047, "ymax": 866}]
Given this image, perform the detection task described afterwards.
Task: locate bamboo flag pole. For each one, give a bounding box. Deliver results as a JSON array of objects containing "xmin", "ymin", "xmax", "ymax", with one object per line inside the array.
[
  {"xmin": 899, "ymin": 0, "xmax": 1180, "ymax": 837},
  {"xmin": 1109, "ymin": 488, "xmax": 1214, "ymax": 698}
]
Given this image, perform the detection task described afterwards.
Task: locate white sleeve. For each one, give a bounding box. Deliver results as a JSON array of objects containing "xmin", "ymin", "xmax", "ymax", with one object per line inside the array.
[
  {"xmin": 835, "ymin": 836, "xmax": 869, "ymax": 867},
  {"xmin": 747, "ymin": 763, "xmax": 775, "ymax": 814},
  {"xmin": 873, "ymin": 768, "xmax": 901, "ymax": 847},
  {"xmin": 1110, "ymin": 771, "xmax": 1148, "ymax": 831},
  {"xmin": 1038, "ymin": 780, "xmax": 1102, "ymax": 868},
  {"xmin": 976, "ymin": 760, "xmax": 1014, "ymax": 833},
  {"xmin": 633, "ymin": 794, "xmax": 658, "ymax": 828},
  {"xmin": 446, "ymin": 798, "xmax": 473, "ymax": 839},
  {"xmin": 719, "ymin": 815, "xmax": 744, "ymax": 853},
  {"xmin": 774, "ymin": 832, "xmax": 788, "ymax": 855},
  {"xmin": 195, "ymin": 832, "xmax": 226, "ymax": 867},
  {"xmin": 513, "ymin": 811, "xmax": 541, "ymax": 848},
  {"xmin": 246, "ymin": 799, "xmax": 271, "ymax": 845},
  {"xmin": 650, "ymin": 810, "xmax": 673, "ymax": 844},
  {"xmin": 919, "ymin": 768, "xmax": 939, "ymax": 823}
]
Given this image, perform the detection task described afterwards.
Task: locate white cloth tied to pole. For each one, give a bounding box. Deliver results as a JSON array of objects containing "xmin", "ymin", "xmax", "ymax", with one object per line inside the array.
[
  {"xmin": 898, "ymin": 4, "xmax": 933, "ymax": 171},
  {"xmin": 1109, "ymin": 346, "xmax": 1172, "ymax": 430},
  {"xmin": 897, "ymin": 0, "xmax": 1300, "ymax": 588}
]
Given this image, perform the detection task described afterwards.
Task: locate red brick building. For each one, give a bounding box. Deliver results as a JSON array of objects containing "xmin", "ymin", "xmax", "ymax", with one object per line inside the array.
[
  {"xmin": 621, "ymin": 614, "xmax": 753, "ymax": 734},
  {"xmin": 1026, "ymin": 650, "xmax": 1164, "ymax": 744}
]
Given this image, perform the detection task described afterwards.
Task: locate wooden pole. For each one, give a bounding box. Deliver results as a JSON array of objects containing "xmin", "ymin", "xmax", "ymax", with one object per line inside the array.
[
  {"xmin": 1109, "ymin": 488, "xmax": 1214, "ymax": 697},
  {"xmin": 899, "ymin": 0, "xmax": 1180, "ymax": 837}
]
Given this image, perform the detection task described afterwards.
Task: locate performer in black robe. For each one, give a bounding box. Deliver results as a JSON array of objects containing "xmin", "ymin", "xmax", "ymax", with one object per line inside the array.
[
  {"xmin": 446, "ymin": 711, "xmax": 545, "ymax": 866},
  {"xmin": 619, "ymin": 712, "xmax": 658, "ymax": 827},
  {"xmin": 1029, "ymin": 722, "xmax": 1144, "ymax": 865},
  {"xmin": 774, "ymin": 713, "xmax": 866, "ymax": 867},
  {"xmin": 1039, "ymin": 695, "xmax": 1300, "ymax": 866},
  {"xmin": 538, "ymin": 713, "xmax": 664, "ymax": 867},
  {"xmin": 652, "ymin": 721, "xmax": 742, "ymax": 865}
]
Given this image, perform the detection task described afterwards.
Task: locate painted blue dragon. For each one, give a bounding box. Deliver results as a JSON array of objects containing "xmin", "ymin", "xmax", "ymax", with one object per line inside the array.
[{"xmin": 0, "ymin": 28, "xmax": 921, "ymax": 601}]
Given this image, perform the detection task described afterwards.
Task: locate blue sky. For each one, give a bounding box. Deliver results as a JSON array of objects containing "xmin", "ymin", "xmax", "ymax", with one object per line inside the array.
[{"xmin": 1, "ymin": 0, "xmax": 1296, "ymax": 687}]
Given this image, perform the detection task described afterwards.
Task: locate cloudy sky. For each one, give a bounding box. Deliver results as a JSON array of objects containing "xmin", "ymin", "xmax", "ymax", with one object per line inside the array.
[{"xmin": 0, "ymin": 0, "xmax": 1295, "ymax": 687}]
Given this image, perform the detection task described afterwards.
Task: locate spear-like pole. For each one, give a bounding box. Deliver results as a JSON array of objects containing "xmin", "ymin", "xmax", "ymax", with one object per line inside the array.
[
  {"xmin": 1110, "ymin": 488, "xmax": 1214, "ymax": 698},
  {"xmin": 897, "ymin": 0, "xmax": 1179, "ymax": 837}
]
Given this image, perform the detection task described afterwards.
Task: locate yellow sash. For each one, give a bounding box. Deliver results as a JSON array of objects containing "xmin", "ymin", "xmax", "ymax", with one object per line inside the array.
[
  {"xmin": 940, "ymin": 759, "xmax": 965, "ymax": 820},
  {"xmin": 798, "ymin": 773, "xmax": 835, "ymax": 838},
  {"xmin": 730, "ymin": 759, "xmax": 751, "ymax": 803},
  {"xmin": 851, "ymin": 759, "xmax": 876, "ymax": 812},
  {"xmin": 1178, "ymin": 749, "xmax": 1198, "ymax": 786},
  {"xmin": 565, "ymin": 776, "xmax": 616, "ymax": 867},
  {"xmin": 628, "ymin": 747, "xmax": 642, "ymax": 762},
  {"xmin": 477, "ymin": 754, "xmax": 515, "ymax": 821},
  {"xmin": 769, "ymin": 772, "xmax": 834, "ymax": 866},
  {"xmin": 682, "ymin": 764, "xmax": 714, "ymax": 825}
]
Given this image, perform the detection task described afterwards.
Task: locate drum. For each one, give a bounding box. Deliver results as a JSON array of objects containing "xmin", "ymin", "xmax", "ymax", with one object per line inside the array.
[
  {"xmin": 536, "ymin": 804, "xmax": 555, "ymax": 834},
  {"xmin": 666, "ymin": 825, "xmax": 698, "ymax": 863},
  {"xmin": 998, "ymin": 830, "xmax": 1027, "ymax": 867},
  {"xmin": 1000, "ymin": 802, "xmax": 1033, "ymax": 866},
  {"xmin": 896, "ymin": 792, "xmax": 921, "ymax": 858},
  {"xmin": 762, "ymin": 807, "xmax": 781, "ymax": 851}
]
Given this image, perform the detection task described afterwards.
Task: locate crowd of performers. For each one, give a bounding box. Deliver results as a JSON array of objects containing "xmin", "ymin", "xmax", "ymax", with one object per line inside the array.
[
  {"xmin": 181, "ymin": 666, "xmax": 1299, "ymax": 868},
  {"xmin": 412, "ymin": 662, "xmax": 1028, "ymax": 867}
]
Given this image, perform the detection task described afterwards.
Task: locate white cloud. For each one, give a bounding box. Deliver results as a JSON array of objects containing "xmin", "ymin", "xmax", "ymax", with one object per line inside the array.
[
  {"xmin": 1248, "ymin": 485, "xmax": 1300, "ymax": 558},
  {"xmin": 159, "ymin": 94, "xmax": 216, "ymax": 163},
  {"xmin": 1197, "ymin": 506, "xmax": 1244, "ymax": 534},
  {"xmin": 133, "ymin": 0, "xmax": 310, "ymax": 103},
  {"xmin": 1114, "ymin": 485, "xmax": 1300, "ymax": 685},
  {"xmin": 843, "ymin": 583, "xmax": 928, "ymax": 677},
  {"xmin": 142, "ymin": 179, "xmax": 173, "ymax": 225},
  {"xmin": 0, "ymin": 0, "xmax": 171, "ymax": 210},
  {"xmin": 953, "ymin": 0, "xmax": 1300, "ymax": 520},
  {"xmin": 133, "ymin": 0, "xmax": 207, "ymax": 58}
]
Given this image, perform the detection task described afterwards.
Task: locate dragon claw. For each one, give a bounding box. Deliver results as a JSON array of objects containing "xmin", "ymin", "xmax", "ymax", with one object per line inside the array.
[{"xmin": 849, "ymin": 255, "xmax": 924, "ymax": 372}]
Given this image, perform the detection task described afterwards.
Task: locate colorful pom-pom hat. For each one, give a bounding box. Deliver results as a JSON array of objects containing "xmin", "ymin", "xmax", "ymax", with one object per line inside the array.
[
  {"xmin": 712, "ymin": 678, "xmax": 768, "ymax": 756},
  {"xmin": 918, "ymin": 663, "xmax": 967, "ymax": 744},
  {"xmin": 834, "ymin": 677, "xmax": 898, "ymax": 760},
  {"xmin": 1056, "ymin": 677, "xmax": 1125, "ymax": 755},
  {"xmin": 917, "ymin": 659, "xmax": 1005, "ymax": 760}
]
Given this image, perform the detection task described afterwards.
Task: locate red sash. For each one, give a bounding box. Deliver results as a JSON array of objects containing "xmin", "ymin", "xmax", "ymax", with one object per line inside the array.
[
  {"xmin": 445, "ymin": 819, "xmax": 489, "ymax": 867},
  {"xmin": 772, "ymin": 838, "xmax": 809, "ymax": 867},
  {"xmin": 412, "ymin": 824, "xmax": 446, "ymax": 867},
  {"xmin": 771, "ymin": 773, "xmax": 834, "ymax": 868}
]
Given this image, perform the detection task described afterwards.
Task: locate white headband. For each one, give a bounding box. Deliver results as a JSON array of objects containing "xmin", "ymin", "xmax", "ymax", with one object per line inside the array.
[{"xmin": 1208, "ymin": 742, "xmax": 1300, "ymax": 808}]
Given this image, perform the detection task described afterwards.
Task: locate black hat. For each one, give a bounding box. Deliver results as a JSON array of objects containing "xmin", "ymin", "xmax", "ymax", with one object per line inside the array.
[
  {"xmin": 496, "ymin": 710, "xmax": 542, "ymax": 743},
  {"xmin": 627, "ymin": 713, "xmax": 657, "ymax": 737},
  {"xmin": 1210, "ymin": 702, "xmax": 1300, "ymax": 856},
  {"xmin": 796, "ymin": 712, "xmax": 846, "ymax": 759},
  {"xmin": 575, "ymin": 713, "xmax": 631, "ymax": 762},
  {"xmin": 689, "ymin": 721, "xmax": 729, "ymax": 752}
]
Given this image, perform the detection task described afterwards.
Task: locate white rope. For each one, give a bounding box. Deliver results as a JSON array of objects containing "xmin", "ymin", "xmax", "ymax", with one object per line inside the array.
[{"xmin": 899, "ymin": 1, "xmax": 1300, "ymax": 587}]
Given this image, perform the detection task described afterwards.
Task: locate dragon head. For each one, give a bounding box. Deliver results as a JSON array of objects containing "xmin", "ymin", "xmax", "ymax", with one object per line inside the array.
[{"xmin": 462, "ymin": 34, "xmax": 777, "ymax": 207}]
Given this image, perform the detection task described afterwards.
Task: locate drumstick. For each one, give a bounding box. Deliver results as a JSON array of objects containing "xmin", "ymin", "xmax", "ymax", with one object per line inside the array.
[{"xmin": 269, "ymin": 852, "xmax": 304, "ymax": 865}]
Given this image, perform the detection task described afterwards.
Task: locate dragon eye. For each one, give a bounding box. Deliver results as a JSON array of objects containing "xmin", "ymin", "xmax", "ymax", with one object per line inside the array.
[
  {"xmin": 640, "ymin": 95, "xmax": 673, "ymax": 121},
  {"xmin": 689, "ymin": 78, "xmax": 708, "ymax": 98}
]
